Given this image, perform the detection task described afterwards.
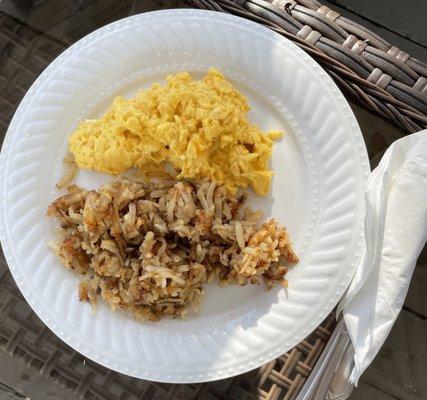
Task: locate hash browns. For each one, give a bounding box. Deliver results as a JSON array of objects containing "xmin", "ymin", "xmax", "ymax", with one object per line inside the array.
[{"xmin": 47, "ymin": 178, "xmax": 298, "ymax": 321}]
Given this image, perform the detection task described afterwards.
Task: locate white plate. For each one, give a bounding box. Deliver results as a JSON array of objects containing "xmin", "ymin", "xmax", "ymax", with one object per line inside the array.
[{"xmin": 0, "ymin": 10, "xmax": 369, "ymax": 383}]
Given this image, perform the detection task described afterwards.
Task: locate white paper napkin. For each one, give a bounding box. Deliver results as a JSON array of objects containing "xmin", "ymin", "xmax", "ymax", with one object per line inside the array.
[{"xmin": 338, "ymin": 130, "xmax": 427, "ymax": 384}]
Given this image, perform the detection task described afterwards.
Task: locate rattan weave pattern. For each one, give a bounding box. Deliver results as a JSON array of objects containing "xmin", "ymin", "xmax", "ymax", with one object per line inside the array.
[{"xmin": 183, "ymin": 0, "xmax": 427, "ymax": 133}]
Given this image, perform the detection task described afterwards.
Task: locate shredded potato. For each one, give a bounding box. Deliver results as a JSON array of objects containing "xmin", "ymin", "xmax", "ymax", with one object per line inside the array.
[
  {"xmin": 47, "ymin": 178, "xmax": 298, "ymax": 321},
  {"xmin": 55, "ymin": 154, "xmax": 78, "ymax": 189}
]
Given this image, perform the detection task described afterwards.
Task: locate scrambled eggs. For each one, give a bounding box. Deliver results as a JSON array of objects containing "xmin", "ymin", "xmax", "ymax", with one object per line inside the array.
[{"xmin": 69, "ymin": 69, "xmax": 282, "ymax": 195}]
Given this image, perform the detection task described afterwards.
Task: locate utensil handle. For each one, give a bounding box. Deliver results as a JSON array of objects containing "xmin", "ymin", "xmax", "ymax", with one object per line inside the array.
[{"xmin": 295, "ymin": 317, "xmax": 355, "ymax": 400}]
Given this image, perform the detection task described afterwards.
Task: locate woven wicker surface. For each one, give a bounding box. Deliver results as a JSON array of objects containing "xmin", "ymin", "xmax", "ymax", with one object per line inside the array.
[
  {"xmin": 184, "ymin": 0, "xmax": 427, "ymax": 133},
  {"xmin": 0, "ymin": 1, "xmax": 413, "ymax": 399}
]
